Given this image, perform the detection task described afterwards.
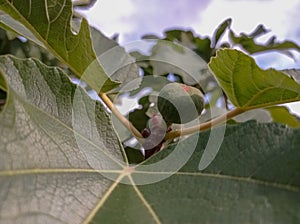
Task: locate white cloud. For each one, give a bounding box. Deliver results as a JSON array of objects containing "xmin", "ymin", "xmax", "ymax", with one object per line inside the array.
[
  {"xmin": 83, "ymin": 0, "xmax": 300, "ymax": 47},
  {"xmin": 125, "ymin": 0, "xmax": 210, "ymax": 38},
  {"xmin": 81, "ymin": 0, "xmax": 135, "ymax": 41},
  {"xmin": 82, "ymin": 0, "xmax": 210, "ymax": 42},
  {"xmin": 193, "ymin": 0, "xmax": 300, "ymax": 37}
]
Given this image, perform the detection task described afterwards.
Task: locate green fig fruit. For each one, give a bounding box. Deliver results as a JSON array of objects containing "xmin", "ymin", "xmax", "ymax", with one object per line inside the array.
[{"xmin": 157, "ymin": 83, "xmax": 204, "ymax": 124}]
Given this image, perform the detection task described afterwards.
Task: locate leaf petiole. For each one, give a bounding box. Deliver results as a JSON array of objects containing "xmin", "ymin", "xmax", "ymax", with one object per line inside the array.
[{"xmin": 99, "ymin": 92, "xmax": 143, "ymax": 139}]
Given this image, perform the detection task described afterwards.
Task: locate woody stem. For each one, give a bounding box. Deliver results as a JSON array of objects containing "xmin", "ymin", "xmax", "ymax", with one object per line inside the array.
[{"xmin": 164, "ymin": 108, "xmax": 246, "ymax": 141}]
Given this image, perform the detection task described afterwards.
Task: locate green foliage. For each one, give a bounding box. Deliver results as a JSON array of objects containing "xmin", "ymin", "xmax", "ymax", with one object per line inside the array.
[
  {"xmin": 133, "ymin": 20, "xmax": 300, "ymax": 124},
  {"xmin": 87, "ymin": 25, "xmax": 140, "ymax": 93},
  {"xmin": 0, "ymin": 2, "xmax": 299, "ymax": 223},
  {"xmin": 267, "ymin": 106, "xmax": 300, "ymax": 127},
  {"xmin": 209, "ymin": 49, "xmax": 300, "ymax": 109},
  {"xmin": 0, "ymin": 0, "xmax": 119, "ymax": 92},
  {"xmin": 229, "ymin": 24, "xmax": 300, "ymax": 57},
  {"xmin": 0, "ymin": 28, "xmax": 59, "ymax": 66}
]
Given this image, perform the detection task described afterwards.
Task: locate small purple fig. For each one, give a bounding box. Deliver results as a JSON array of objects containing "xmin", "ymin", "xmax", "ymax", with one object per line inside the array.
[{"xmin": 142, "ymin": 114, "xmax": 167, "ymax": 159}]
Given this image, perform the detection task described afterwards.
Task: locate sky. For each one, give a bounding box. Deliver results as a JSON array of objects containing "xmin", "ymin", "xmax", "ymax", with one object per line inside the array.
[
  {"xmin": 80, "ymin": 0, "xmax": 300, "ymax": 114},
  {"xmin": 83, "ymin": 0, "xmax": 300, "ymax": 44}
]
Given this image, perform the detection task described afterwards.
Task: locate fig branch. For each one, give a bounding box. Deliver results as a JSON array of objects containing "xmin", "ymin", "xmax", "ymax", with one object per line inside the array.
[
  {"xmin": 99, "ymin": 84, "xmax": 246, "ymax": 151},
  {"xmin": 164, "ymin": 107, "xmax": 246, "ymax": 141}
]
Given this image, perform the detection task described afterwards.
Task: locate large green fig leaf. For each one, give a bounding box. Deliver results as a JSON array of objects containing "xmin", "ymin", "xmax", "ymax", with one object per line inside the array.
[
  {"xmin": 0, "ymin": 55, "xmax": 125, "ymax": 223},
  {"xmin": 0, "ymin": 0, "xmax": 119, "ymax": 92},
  {"xmin": 209, "ymin": 49, "xmax": 300, "ymax": 109},
  {"xmin": 0, "ymin": 56, "xmax": 299, "ymax": 223},
  {"xmin": 90, "ymin": 122, "xmax": 300, "ymax": 223}
]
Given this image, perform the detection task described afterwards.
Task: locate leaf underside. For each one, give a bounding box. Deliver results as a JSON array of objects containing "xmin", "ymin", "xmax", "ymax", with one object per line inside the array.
[{"xmin": 0, "ymin": 55, "xmax": 299, "ymax": 223}]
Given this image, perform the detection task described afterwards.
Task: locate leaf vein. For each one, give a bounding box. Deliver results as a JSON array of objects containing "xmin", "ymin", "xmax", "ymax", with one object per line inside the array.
[
  {"xmin": 82, "ymin": 173, "xmax": 125, "ymax": 224},
  {"xmin": 131, "ymin": 171, "xmax": 300, "ymax": 193},
  {"xmin": 44, "ymin": 0, "xmax": 50, "ymax": 41},
  {"xmin": 129, "ymin": 175, "xmax": 162, "ymax": 224}
]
